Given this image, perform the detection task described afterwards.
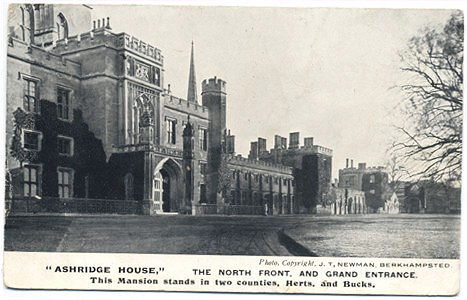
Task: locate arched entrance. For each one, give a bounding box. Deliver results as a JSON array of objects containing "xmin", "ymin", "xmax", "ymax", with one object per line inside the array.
[{"xmin": 153, "ymin": 158, "xmax": 183, "ymax": 214}]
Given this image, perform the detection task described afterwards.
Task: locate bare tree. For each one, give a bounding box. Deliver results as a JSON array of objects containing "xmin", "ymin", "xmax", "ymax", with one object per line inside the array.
[
  {"xmin": 386, "ymin": 155, "xmax": 410, "ymax": 192},
  {"xmin": 394, "ymin": 12, "xmax": 463, "ymax": 182}
]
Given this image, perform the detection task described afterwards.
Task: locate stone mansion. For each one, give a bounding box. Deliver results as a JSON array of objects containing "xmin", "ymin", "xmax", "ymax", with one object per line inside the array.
[{"xmin": 5, "ymin": 4, "xmax": 333, "ymax": 215}]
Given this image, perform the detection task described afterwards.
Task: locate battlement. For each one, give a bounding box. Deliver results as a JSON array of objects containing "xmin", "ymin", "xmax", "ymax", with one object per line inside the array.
[
  {"xmin": 163, "ymin": 94, "xmax": 209, "ymax": 119},
  {"xmin": 308, "ymin": 145, "xmax": 333, "ymax": 156},
  {"xmin": 53, "ymin": 28, "xmax": 116, "ymax": 54},
  {"xmin": 201, "ymin": 77, "xmax": 226, "ymax": 94},
  {"xmin": 366, "ymin": 166, "xmax": 387, "ymax": 172},
  {"xmin": 225, "ymin": 154, "xmax": 293, "ymax": 175},
  {"xmin": 269, "ymin": 144, "xmax": 333, "ymax": 156},
  {"xmin": 51, "ymin": 25, "xmax": 163, "ymax": 65},
  {"xmin": 7, "ymin": 36, "xmax": 82, "ymax": 77},
  {"xmin": 339, "ymin": 164, "xmax": 386, "ymax": 175}
]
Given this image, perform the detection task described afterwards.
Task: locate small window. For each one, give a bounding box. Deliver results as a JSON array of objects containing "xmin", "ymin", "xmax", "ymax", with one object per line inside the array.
[
  {"xmin": 124, "ymin": 173, "xmax": 134, "ymax": 200},
  {"xmin": 199, "ymin": 128, "xmax": 208, "ymax": 151},
  {"xmin": 283, "ymin": 179, "xmax": 287, "ymax": 185},
  {"xmin": 232, "ymin": 170, "xmax": 236, "ymax": 179},
  {"xmin": 254, "ymin": 174, "xmax": 259, "ymax": 182},
  {"xmin": 58, "ymin": 168, "xmax": 73, "ymax": 198},
  {"xmin": 265, "ymin": 176, "xmax": 269, "ymax": 184},
  {"xmin": 370, "ymin": 175, "xmax": 375, "ymax": 183},
  {"xmin": 23, "ymin": 79, "xmax": 38, "ymax": 113},
  {"xmin": 166, "ymin": 118, "xmax": 176, "ymax": 144},
  {"xmin": 57, "ymin": 136, "xmax": 73, "ymax": 156},
  {"xmin": 242, "ymin": 191, "xmax": 248, "ymax": 203},
  {"xmin": 200, "ymin": 162, "xmax": 207, "ymax": 175},
  {"xmin": 23, "ymin": 130, "xmax": 41, "ymax": 151},
  {"xmin": 200, "ymin": 184, "xmax": 207, "ymax": 203},
  {"xmin": 230, "ymin": 190, "xmax": 236, "ymax": 204},
  {"xmin": 23, "ymin": 165, "xmax": 40, "ymax": 197},
  {"xmin": 244, "ymin": 173, "xmax": 248, "ymax": 180},
  {"xmin": 274, "ymin": 177, "xmax": 279, "ymax": 184},
  {"xmin": 57, "ymin": 87, "xmax": 71, "ymax": 120}
]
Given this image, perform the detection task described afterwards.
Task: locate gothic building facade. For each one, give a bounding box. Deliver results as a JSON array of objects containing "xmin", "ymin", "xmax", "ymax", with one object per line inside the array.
[
  {"xmin": 6, "ymin": 4, "xmax": 330, "ymax": 215},
  {"xmin": 338, "ymin": 159, "xmax": 388, "ymax": 213}
]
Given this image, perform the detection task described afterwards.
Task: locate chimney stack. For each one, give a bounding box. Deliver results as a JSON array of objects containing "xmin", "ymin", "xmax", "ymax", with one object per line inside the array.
[
  {"xmin": 351, "ymin": 159, "xmax": 354, "ymax": 168},
  {"xmin": 258, "ymin": 138, "xmax": 267, "ymax": 155},
  {"xmin": 304, "ymin": 137, "xmax": 314, "ymax": 148},
  {"xmin": 274, "ymin": 135, "xmax": 282, "ymax": 149},
  {"xmin": 346, "ymin": 158, "xmax": 349, "ymax": 168},
  {"xmin": 289, "ymin": 132, "xmax": 300, "ymax": 149},
  {"xmin": 249, "ymin": 141, "xmax": 258, "ymax": 160}
]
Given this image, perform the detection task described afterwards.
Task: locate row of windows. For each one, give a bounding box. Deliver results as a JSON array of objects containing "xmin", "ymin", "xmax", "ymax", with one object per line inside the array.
[
  {"xmin": 165, "ymin": 118, "xmax": 208, "ymax": 151},
  {"xmin": 22, "ymin": 78, "xmax": 72, "ymax": 120},
  {"xmin": 232, "ymin": 170, "xmax": 292, "ymax": 186},
  {"xmin": 230, "ymin": 190, "xmax": 294, "ymax": 205},
  {"xmin": 23, "ymin": 130, "xmax": 73, "ymax": 156},
  {"xmin": 23, "ymin": 165, "xmax": 73, "ymax": 198}
]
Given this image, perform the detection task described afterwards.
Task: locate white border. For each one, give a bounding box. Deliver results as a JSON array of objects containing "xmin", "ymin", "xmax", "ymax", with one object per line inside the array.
[{"xmin": 1, "ymin": 1, "xmax": 466, "ymax": 300}]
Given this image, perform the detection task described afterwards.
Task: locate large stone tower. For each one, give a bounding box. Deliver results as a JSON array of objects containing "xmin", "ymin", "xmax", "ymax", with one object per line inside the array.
[{"xmin": 201, "ymin": 77, "xmax": 227, "ymax": 204}]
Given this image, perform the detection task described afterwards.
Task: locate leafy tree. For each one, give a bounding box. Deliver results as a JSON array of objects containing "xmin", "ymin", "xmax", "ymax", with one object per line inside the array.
[
  {"xmin": 217, "ymin": 156, "xmax": 233, "ymax": 203},
  {"xmin": 394, "ymin": 12, "xmax": 463, "ymax": 182}
]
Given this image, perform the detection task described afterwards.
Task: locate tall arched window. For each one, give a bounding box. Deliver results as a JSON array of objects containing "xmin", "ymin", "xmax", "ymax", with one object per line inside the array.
[
  {"xmin": 57, "ymin": 13, "xmax": 68, "ymax": 40},
  {"xmin": 124, "ymin": 173, "xmax": 134, "ymax": 200},
  {"xmin": 33, "ymin": 5, "xmax": 42, "ymax": 31},
  {"xmin": 133, "ymin": 94, "xmax": 155, "ymax": 144},
  {"xmin": 20, "ymin": 5, "xmax": 34, "ymax": 43}
]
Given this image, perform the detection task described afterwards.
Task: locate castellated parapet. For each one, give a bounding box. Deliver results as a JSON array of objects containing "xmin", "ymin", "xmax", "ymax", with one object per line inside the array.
[
  {"xmin": 163, "ymin": 94, "xmax": 209, "ymax": 119},
  {"xmin": 52, "ymin": 27, "xmax": 164, "ymax": 65},
  {"xmin": 8, "ymin": 37, "xmax": 81, "ymax": 76},
  {"xmin": 225, "ymin": 154, "xmax": 293, "ymax": 175},
  {"xmin": 201, "ymin": 77, "xmax": 227, "ymax": 94}
]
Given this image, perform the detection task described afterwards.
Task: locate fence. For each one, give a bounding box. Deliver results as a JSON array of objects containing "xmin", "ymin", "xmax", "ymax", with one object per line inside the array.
[
  {"xmin": 5, "ymin": 197, "xmax": 141, "ymax": 215},
  {"xmin": 193, "ymin": 204, "xmax": 265, "ymax": 216}
]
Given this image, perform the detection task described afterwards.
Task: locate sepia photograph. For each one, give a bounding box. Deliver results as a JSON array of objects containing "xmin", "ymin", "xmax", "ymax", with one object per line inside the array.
[{"xmin": 1, "ymin": 1, "xmax": 463, "ymax": 296}]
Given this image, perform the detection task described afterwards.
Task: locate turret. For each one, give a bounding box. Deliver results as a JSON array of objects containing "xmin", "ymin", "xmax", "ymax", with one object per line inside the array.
[{"xmin": 201, "ymin": 77, "xmax": 227, "ymax": 204}]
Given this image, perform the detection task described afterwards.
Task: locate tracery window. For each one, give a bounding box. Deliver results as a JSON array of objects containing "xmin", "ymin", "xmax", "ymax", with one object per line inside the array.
[{"xmin": 128, "ymin": 83, "xmax": 159, "ymax": 144}]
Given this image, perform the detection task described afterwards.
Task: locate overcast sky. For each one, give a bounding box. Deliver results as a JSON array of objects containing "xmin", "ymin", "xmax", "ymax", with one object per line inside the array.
[{"xmin": 91, "ymin": 5, "xmax": 454, "ymax": 178}]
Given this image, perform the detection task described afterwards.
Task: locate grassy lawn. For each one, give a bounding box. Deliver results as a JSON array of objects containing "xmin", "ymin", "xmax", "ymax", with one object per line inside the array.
[{"xmin": 285, "ymin": 214, "xmax": 460, "ymax": 259}]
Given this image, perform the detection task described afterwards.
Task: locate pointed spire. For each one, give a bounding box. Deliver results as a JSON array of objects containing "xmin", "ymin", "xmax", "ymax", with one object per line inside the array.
[{"xmin": 187, "ymin": 40, "xmax": 198, "ymax": 103}]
